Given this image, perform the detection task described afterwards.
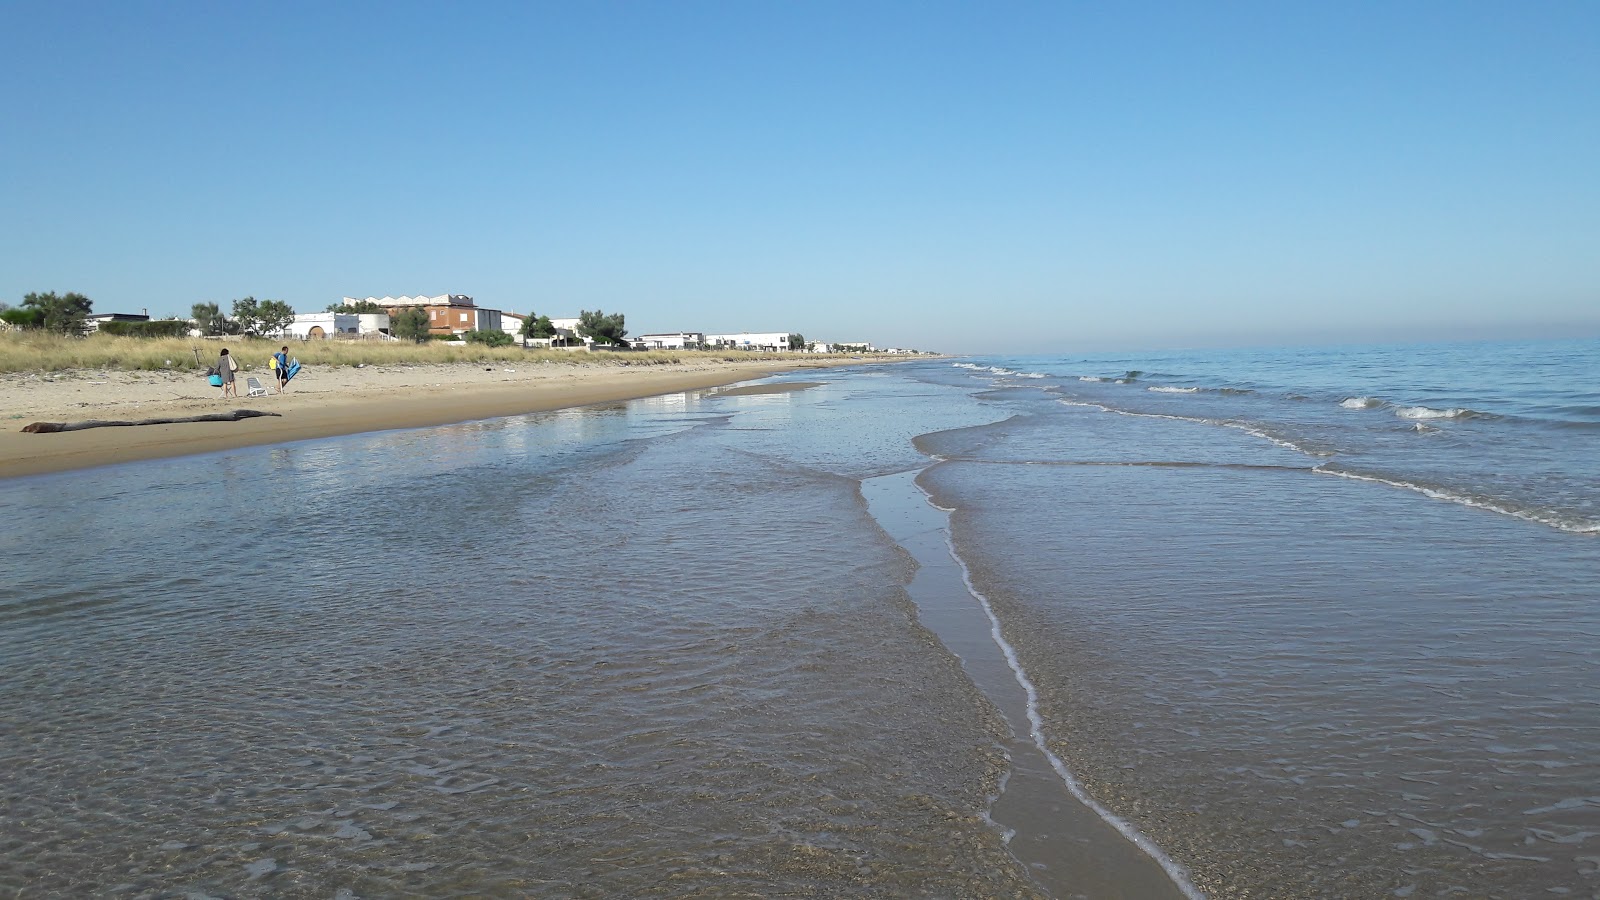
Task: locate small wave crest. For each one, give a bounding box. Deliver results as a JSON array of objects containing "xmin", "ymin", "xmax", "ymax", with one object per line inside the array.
[
  {"xmin": 1078, "ymin": 376, "xmax": 1105, "ymax": 382},
  {"xmin": 1148, "ymin": 386, "xmax": 1199, "ymax": 394},
  {"xmin": 1055, "ymin": 398, "xmax": 1327, "ymax": 456},
  {"xmin": 1340, "ymin": 397, "xmax": 1382, "ymax": 410},
  {"xmin": 1395, "ymin": 405, "xmax": 1479, "ymax": 420},
  {"xmin": 951, "ymin": 362, "xmax": 1048, "ymax": 379},
  {"xmin": 1315, "ymin": 467, "xmax": 1600, "ymax": 535}
]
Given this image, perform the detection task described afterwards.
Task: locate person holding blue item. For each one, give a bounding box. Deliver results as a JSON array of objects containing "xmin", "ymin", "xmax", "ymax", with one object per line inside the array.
[
  {"xmin": 217, "ymin": 348, "xmax": 238, "ymax": 399},
  {"xmin": 273, "ymin": 346, "xmax": 290, "ymax": 393}
]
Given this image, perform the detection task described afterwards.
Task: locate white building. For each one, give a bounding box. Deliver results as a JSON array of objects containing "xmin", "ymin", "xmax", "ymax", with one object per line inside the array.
[
  {"xmin": 501, "ymin": 312, "xmax": 526, "ymax": 341},
  {"xmin": 634, "ymin": 332, "xmax": 705, "ymax": 350},
  {"xmin": 705, "ymin": 332, "xmax": 795, "ymax": 351},
  {"xmin": 287, "ymin": 313, "xmax": 359, "ymax": 339},
  {"xmin": 545, "ymin": 317, "xmax": 585, "ymax": 346}
]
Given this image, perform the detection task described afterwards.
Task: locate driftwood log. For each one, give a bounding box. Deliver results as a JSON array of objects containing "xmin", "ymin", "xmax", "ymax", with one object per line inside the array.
[{"xmin": 22, "ymin": 409, "xmax": 283, "ymax": 433}]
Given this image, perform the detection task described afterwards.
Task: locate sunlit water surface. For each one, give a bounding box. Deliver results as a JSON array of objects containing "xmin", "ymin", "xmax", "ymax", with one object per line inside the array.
[{"xmin": 4, "ymin": 345, "xmax": 1597, "ymax": 898}]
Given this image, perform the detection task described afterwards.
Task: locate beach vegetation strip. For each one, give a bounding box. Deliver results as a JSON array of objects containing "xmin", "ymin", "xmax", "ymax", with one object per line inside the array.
[{"xmin": 0, "ymin": 331, "xmax": 827, "ymax": 374}]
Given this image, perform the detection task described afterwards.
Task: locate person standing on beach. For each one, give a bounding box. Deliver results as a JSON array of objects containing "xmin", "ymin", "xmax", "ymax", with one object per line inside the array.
[
  {"xmin": 273, "ymin": 346, "xmax": 290, "ymax": 394},
  {"xmin": 218, "ymin": 348, "xmax": 238, "ymax": 399}
]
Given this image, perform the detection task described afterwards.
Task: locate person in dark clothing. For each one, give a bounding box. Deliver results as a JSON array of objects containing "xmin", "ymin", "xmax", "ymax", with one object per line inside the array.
[{"xmin": 218, "ymin": 348, "xmax": 238, "ymax": 399}]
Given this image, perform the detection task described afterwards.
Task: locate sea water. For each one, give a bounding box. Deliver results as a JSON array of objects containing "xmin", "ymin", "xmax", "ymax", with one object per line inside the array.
[{"xmin": 2, "ymin": 338, "xmax": 1597, "ymax": 898}]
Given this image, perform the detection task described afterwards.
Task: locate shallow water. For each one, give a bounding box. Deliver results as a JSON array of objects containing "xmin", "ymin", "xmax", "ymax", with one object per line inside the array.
[
  {"xmin": 4, "ymin": 346, "xmax": 1598, "ymax": 898},
  {"xmin": 925, "ymin": 344, "xmax": 1600, "ymax": 897},
  {"xmin": 2, "ymin": 383, "xmax": 1045, "ymax": 897}
]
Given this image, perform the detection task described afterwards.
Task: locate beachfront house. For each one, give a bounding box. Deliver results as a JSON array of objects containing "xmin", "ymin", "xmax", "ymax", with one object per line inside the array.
[
  {"xmin": 547, "ymin": 317, "xmax": 586, "ymax": 347},
  {"xmin": 634, "ymin": 332, "xmax": 706, "ymax": 350},
  {"xmin": 705, "ymin": 332, "xmax": 796, "ymax": 351},
  {"xmin": 346, "ymin": 295, "xmax": 501, "ymax": 337},
  {"xmin": 85, "ymin": 311, "xmax": 151, "ymax": 332},
  {"xmin": 501, "ymin": 312, "xmax": 527, "ymax": 344}
]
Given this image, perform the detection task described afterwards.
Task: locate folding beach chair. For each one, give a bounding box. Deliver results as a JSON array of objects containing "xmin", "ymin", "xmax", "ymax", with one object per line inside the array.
[{"xmin": 245, "ymin": 376, "xmax": 269, "ymax": 398}]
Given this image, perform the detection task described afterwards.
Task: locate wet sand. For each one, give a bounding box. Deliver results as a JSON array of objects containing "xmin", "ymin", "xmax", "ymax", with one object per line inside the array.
[{"xmin": 0, "ymin": 360, "xmax": 864, "ymax": 479}]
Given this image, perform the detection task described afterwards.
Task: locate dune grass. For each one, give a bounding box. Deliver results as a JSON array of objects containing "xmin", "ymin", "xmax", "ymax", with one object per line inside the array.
[{"xmin": 0, "ymin": 332, "xmax": 808, "ymax": 374}]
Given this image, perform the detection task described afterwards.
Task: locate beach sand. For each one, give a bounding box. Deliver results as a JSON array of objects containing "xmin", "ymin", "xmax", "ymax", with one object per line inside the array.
[{"xmin": 0, "ymin": 358, "xmax": 869, "ymax": 479}]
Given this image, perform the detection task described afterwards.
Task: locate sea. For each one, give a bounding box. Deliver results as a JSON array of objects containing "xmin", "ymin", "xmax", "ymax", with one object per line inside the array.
[{"xmin": 2, "ymin": 337, "xmax": 1596, "ymax": 898}]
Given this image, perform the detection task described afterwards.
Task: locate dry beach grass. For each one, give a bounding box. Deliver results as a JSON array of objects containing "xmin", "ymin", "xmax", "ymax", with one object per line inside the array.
[{"xmin": 0, "ymin": 331, "xmax": 780, "ymax": 374}]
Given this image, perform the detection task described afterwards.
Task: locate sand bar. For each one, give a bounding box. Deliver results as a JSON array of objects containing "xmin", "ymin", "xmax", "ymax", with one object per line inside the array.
[{"xmin": 0, "ymin": 358, "xmax": 872, "ymax": 479}]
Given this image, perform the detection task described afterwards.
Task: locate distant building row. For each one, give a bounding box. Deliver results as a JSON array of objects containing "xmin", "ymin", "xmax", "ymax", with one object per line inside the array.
[
  {"xmin": 84, "ymin": 293, "xmax": 884, "ymax": 351},
  {"xmin": 318, "ymin": 295, "xmax": 876, "ymax": 352}
]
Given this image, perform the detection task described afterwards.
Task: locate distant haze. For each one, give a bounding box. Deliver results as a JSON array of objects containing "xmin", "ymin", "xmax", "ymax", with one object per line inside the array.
[{"xmin": 3, "ymin": 3, "xmax": 1596, "ymax": 354}]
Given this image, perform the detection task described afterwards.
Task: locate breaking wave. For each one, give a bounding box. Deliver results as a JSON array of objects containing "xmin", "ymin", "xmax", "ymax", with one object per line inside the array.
[
  {"xmin": 1340, "ymin": 397, "xmax": 1383, "ymax": 409},
  {"xmin": 1395, "ymin": 405, "xmax": 1478, "ymax": 420},
  {"xmin": 1401, "ymin": 405, "xmax": 1472, "ymax": 419},
  {"xmin": 952, "ymin": 362, "xmax": 1048, "ymax": 379},
  {"xmin": 1148, "ymin": 386, "xmax": 1200, "ymax": 394}
]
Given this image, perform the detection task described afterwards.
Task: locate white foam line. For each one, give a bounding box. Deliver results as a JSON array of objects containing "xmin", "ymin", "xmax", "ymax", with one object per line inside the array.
[
  {"xmin": 914, "ymin": 481, "xmax": 1205, "ymax": 899},
  {"xmin": 1314, "ymin": 467, "xmax": 1600, "ymax": 535},
  {"xmin": 1060, "ymin": 398, "xmax": 1595, "ymax": 534},
  {"xmin": 1057, "ymin": 398, "xmax": 1324, "ymax": 457}
]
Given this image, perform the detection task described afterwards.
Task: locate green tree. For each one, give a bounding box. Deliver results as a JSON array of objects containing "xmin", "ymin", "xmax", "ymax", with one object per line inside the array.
[
  {"xmin": 231, "ymin": 297, "xmax": 261, "ymax": 335},
  {"xmin": 787, "ymin": 333, "xmax": 805, "ymax": 350},
  {"xmin": 191, "ymin": 301, "xmax": 227, "ymax": 336},
  {"xmin": 22, "ymin": 292, "xmax": 93, "ymax": 335},
  {"xmin": 577, "ymin": 309, "xmax": 626, "ymax": 345},
  {"xmin": 257, "ymin": 299, "xmax": 296, "ymax": 336},
  {"xmin": 1, "ymin": 305, "xmax": 44, "ymax": 329},
  {"xmin": 327, "ymin": 299, "xmax": 386, "ymax": 313},
  {"xmin": 519, "ymin": 313, "xmax": 556, "ymax": 341},
  {"xmin": 392, "ymin": 307, "xmax": 431, "ymax": 342}
]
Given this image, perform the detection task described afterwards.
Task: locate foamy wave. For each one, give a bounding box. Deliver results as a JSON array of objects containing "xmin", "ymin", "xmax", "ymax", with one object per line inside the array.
[
  {"xmin": 1396, "ymin": 405, "xmax": 1472, "ymax": 420},
  {"xmin": 1340, "ymin": 397, "xmax": 1382, "ymax": 409},
  {"xmin": 982, "ymin": 366, "xmax": 1047, "ymax": 379},
  {"xmin": 1224, "ymin": 421, "xmax": 1322, "ymax": 454},
  {"xmin": 950, "ymin": 362, "xmax": 1045, "ymax": 379},
  {"xmin": 1315, "ymin": 467, "xmax": 1600, "ymax": 536},
  {"xmin": 1078, "ymin": 376, "xmax": 1104, "ymax": 382},
  {"xmin": 1148, "ymin": 386, "xmax": 1200, "ymax": 394}
]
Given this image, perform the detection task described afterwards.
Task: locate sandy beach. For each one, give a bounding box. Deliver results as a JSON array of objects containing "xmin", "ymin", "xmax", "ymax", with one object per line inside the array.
[{"xmin": 0, "ymin": 357, "xmax": 872, "ymax": 479}]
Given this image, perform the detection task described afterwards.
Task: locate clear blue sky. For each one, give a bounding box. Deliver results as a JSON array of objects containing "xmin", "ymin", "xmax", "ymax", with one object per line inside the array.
[{"xmin": 4, "ymin": 1, "xmax": 1596, "ymax": 353}]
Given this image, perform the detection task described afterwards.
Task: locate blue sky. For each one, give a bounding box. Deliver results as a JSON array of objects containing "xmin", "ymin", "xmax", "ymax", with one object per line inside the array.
[{"xmin": 3, "ymin": 1, "xmax": 1596, "ymax": 353}]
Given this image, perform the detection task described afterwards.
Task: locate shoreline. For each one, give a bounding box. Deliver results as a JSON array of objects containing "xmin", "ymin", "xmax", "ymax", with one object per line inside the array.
[{"xmin": 0, "ymin": 357, "xmax": 882, "ymax": 479}]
